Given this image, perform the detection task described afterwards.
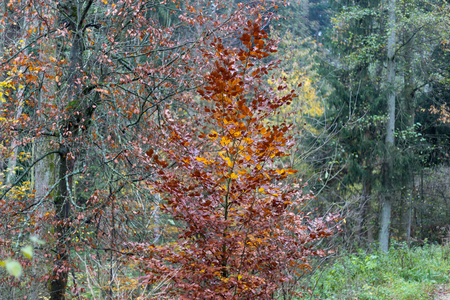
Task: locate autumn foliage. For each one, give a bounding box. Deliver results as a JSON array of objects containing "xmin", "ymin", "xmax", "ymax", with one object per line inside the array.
[
  {"xmin": 135, "ymin": 20, "xmax": 335, "ymax": 299},
  {"xmin": 0, "ymin": 0, "xmax": 336, "ymax": 298}
]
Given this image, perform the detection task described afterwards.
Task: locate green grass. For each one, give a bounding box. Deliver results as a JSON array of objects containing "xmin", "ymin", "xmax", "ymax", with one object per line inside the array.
[{"xmin": 307, "ymin": 243, "xmax": 450, "ymax": 299}]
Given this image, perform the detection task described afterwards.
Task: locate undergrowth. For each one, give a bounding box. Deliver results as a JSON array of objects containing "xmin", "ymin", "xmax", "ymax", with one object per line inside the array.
[{"xmin": 307, "ymin": 243, "xmax": 450, "ymax": 300}]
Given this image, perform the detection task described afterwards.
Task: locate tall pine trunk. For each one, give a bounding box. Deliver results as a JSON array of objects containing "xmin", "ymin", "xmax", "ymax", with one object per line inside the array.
[
  {"xmin": 379, "ymin": 0, "xmax": 396, "ymax": 252},
  {"xmin": 403, "ymin": 32, "xmax": 415, "ymax": 246}
]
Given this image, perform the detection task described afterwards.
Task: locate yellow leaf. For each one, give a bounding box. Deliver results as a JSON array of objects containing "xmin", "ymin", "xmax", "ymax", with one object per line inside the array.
[
  {"xmin": 226, "ymin": 158, "xmax": 232, "ymax": 167},
  {"xmin": 230, "ymin": 173, "xmax": 238, "ymax": 179},
  {"xmin": 208, "ymin": 130, "xmax": 219, "ymax": 140},
  {"xmin": 220, "ymin": 136, "xmax": 230, "ymax": 146},
  {"xmin": 5, "ymin": 260, "xmax": 22, "ymax": 278},
  {"xmin": 21, "ymin": 245, "xmax": 33, "ymax": 259},
  {"xmin": 196, "ymin": 157, "xmax": 206, "ymax": 163},
  {"xmin": 258, "ymin": 188, "xmax": 264, "ymax": 193},
  {"xmin": 219, "ymin": 151, "xmax": 233, "ymax": 167},
  {"xmin": 244, "ymin": 137, "xmax": 253, "ymax": 144}
]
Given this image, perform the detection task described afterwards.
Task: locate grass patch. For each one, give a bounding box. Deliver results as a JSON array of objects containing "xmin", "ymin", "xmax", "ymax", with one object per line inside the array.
[{"xmin": 308, "ymin": 243, "xmax": 450, "ymax": 299}]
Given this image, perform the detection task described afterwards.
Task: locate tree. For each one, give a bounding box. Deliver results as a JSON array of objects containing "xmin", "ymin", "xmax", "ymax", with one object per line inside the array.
[
  {"xmin": 379, "ymin": 0, "xmax": 397, "ymax": 253},
  {"xmin": 134, "ymin": 20, "xmax": 336, "ymax": 299}
]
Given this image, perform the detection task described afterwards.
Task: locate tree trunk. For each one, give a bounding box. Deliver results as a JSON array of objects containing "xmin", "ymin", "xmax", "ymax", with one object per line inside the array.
[
  {"xmin": 4, "ymin": 12, "xmax": 26, "ymax": 186},
  {"xmin": 361, "ymin": 175, "xmax": 373, "ymax": 244},
  {"xmin": 406, "ymin": 180, "xmax": 413, "ymax": 247},
  {"xmin": 379, "ymin": 0, "xmax": 396, "ymax": 253},
  {"xmin": 403, "ymin": 30, "xmax": 415, "ymax": 246},
  {"xmin": 49, "ymin": 1, "xmax": 85, "ymax": 298},
  {"xmin": 50, "ymin": 148, "xmax": 74, "ymax": 300},
  {"xmin": 34, "ymin": 139, "xmax": 57, "ymax": 226},
  {"xmin": 5, "ymin": 92, "xmax": 24, "ymax": 185}
]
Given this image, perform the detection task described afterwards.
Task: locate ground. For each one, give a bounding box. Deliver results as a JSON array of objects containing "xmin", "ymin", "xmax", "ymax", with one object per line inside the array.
[{"xmin": 435, "ymin": 285, "xmax": 450, "ymax": 300}]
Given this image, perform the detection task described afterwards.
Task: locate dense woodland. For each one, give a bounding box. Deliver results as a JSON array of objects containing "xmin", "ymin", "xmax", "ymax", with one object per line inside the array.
[{"xmin": 0, "ymin": 0, "xmax": 449, "ymax": 299}]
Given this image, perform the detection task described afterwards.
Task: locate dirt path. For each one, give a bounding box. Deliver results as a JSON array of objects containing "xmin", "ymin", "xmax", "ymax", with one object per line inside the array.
[
  {"xmin": 438, "ymin": 294, "xmax": 450, "ymax": 300},
  {"xmin": 437, "ymin": 293, "xmax": 450, "ymax": 300},
  {"xmin": 435, "ymin": 285, "xmax": 450, "ymax": 300}
]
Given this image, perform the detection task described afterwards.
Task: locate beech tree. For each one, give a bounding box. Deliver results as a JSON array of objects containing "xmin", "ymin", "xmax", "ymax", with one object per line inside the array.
[{"xmin": 134, "ymin": 20, "xmax": 336, "ymax": 299}]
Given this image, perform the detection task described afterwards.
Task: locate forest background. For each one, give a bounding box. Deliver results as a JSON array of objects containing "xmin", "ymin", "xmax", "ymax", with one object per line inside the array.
[{"xmin": 0, "ymin": 0, "xmax": 449, "ymax": 299}]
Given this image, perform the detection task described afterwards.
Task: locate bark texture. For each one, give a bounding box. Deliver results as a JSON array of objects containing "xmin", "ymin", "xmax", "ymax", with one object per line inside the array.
[{"xmin": 379, "ymin": 0, "xmax": 396, "ymax": 253}]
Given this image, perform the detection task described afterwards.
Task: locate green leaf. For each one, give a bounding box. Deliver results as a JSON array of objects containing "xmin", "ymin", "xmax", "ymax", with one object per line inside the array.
[
  {"xmin": 30, "ymin": 235, "xmax": 45, "ymax": 245},
  {"xmin": 21, "ymin": 245, "xmax": 33, "ymax": 259},
  {"xmin": 5, "ymin": 260, "xmax": 22, "ymax": 278}
]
